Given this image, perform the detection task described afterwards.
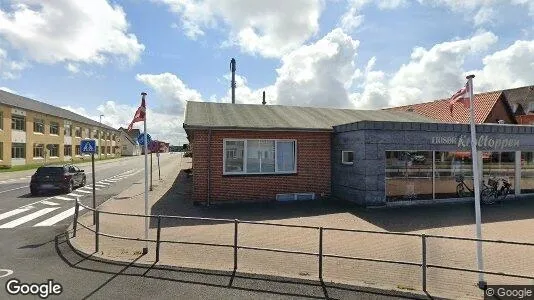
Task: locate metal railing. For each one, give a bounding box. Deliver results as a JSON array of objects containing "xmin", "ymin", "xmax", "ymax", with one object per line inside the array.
[{"xmin": 71, "ymin": 199, "xmax": 534, "ymax": 293}]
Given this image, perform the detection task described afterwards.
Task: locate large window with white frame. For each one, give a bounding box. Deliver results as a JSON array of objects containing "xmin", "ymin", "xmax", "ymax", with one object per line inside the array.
[
  {"xmin": 223, "ymin": 139, "xmax": 297, "ymax": 175},
  {"xmin": 11, "ymin": 115, "xmax": 25, "ymax": 131},
  {"xmin": 33, "ymin": 118, "xmax": 45, "ymax": 133}
]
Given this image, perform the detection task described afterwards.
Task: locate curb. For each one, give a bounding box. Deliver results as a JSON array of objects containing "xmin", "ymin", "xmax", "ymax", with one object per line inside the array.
[{"xmin": 65, "ymin": 230, "xmax": 437, "ymax": 300}]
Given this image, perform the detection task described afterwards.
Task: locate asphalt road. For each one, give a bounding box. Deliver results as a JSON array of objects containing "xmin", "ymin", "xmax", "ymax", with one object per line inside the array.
[{"xmin": 0, "ymin": 154, "xmax": 411, "ymax": 300}]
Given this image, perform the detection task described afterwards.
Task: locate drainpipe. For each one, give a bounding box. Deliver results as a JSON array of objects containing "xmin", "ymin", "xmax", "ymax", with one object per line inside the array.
[{"xmin": 207, "ymin": 129, "xmax": 212, "ymax": 206}]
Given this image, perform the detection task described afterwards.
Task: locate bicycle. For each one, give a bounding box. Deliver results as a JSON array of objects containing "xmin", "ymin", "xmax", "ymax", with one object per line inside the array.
[{"xmin": 455, "ymin": 174, "xmax": 502, "ymax": 205}]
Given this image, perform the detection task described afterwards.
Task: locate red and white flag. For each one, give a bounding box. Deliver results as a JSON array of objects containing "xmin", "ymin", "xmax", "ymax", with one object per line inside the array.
[
  {"xmin": 128, "ymin": 94, "xmax": 146, "ymax": 131},
  {"xmin": 449, "ymin": 81, "xmax": 470, "ymax": 116}
]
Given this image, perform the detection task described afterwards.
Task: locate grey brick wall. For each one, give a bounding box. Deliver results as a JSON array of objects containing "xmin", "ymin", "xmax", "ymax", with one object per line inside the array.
[{"xmin": 332, "ymin": 121, "xmax": 534, "ymax": 206}]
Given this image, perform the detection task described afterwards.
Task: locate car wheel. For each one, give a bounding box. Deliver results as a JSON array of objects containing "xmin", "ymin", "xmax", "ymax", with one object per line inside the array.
[
  {"xmin": 80, "ymin": 176, "xmax": 86, "ymax": 187},
  {"xmin": 30, "ymin": 188, "xmax": 39, "ymax": 196},
  {"xmin": 66, "ymin": 181, "xmax": 73, "ymax": 194}
]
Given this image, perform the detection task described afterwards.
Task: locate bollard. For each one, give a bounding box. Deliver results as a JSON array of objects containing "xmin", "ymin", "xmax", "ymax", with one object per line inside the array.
[{"xmin": 72, "ymin": 200, "xmax": 79, "ymax": 238}]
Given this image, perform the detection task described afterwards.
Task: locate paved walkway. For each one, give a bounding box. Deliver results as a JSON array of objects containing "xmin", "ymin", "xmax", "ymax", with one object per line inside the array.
[{"xmin": 70, "ymin": 154, "xmax": 534, "ymax": 300}]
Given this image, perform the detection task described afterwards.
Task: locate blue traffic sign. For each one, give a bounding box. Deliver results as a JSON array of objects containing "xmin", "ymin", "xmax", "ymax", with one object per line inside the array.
[
  {"xmin": 137, "ymin": 133, "xmax": 151, "ymax": 146},
  {"xmin": 80, "ymin": 139, "xmax": 96, "ymax": 154}
]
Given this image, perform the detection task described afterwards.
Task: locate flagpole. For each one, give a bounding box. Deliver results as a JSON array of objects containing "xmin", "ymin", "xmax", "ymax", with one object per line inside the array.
[
  {"xmin": 467, "ymin": 74, "xmax": 485, "ymax": 288},
  {"xmin": 142, "ymin": 92, "xmax": 149, "ymax": 255}
]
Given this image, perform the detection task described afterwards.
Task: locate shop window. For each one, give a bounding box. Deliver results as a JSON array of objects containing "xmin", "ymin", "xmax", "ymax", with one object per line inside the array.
[
  {"xmin": 521, "ymin": 152, "xmax": 534, "ymax": 193},
  {"xmin": 341, "ymin": 151, "xmax": 354, "ymax": 165},
  {"xmin": 434, "ymin": 151, "xmax": 474, "ymax": 199},
  {"xmin": 224, "ymin": 139, "xmax": 296, "ymax": 174},
  {"xmin": 33, "ymin": 144, "xmax": 44, "ymax": 158},
  {"xmin": 49, "ymin": 144, "xmax": 59, "ymax": 157},
  {"xmin": 50, "ymin": 122, "xmax": 59, "ymax": 135},
  {"xmin": 33, "ymin": 119, "xmax": 45, "ymax": 133},
  {"xmin": 64, "ymin": 145, "xmax": 72, "ymax": 157},
  {"xmin": 482, "ymin": 152, "xmax": 515, "ymax": 194},
  {"xmin": 12, "ymin": 143, "xmax": 25, "ymax": 159},
  {"xmin": 385, "ymin": 151, "xmax": 433, "ymax": 201},
  {"xmin": 11, "ymin": 115, "xmax": 25, "ymax": 131}
]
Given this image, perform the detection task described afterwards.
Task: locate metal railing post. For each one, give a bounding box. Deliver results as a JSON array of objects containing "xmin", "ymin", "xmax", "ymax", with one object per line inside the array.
[
  {"xmin": 319, "ymin": 227, "xmax": 323, "ymax": 280},
  {"xmin": 234, "ymin": 219, "xmax": 238, "ymax": 271},
  {"xmin": 95, "ymin": 210, "xmax": 100, "ymax": 253},
  {"xmin": 422, "ymin": 233, "xmax": 427, "ymax": 292},
  {"xmin": 156, "ymin": 216, "xmax": 161, "ymax": 262},
  {"xmin": 72, "ymin": 199, "xmax": 79, "ymax": 238}
]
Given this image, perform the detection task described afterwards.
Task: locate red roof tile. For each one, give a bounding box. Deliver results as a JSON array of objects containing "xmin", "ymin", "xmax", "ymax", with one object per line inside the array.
[{"xmin": 385, "ymin": 91, "xmax": 503, "ymax": 124}]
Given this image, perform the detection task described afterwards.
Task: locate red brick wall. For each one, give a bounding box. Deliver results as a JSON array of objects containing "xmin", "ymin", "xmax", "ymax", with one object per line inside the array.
[{"xmin": 190, "ymin": 130, "xmax": 331, "ymax": 203}]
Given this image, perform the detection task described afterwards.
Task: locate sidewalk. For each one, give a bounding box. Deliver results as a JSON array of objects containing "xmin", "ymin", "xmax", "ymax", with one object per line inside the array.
[
  {"xmin": 0, "ymin": 155, "xmax": 133, "ymax": 180},
  {"xmin": 69, "ymin": 155, "xmax": 533, "ymax": 300}
]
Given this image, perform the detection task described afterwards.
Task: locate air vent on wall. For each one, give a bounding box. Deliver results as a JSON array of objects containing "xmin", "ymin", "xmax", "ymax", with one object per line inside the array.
[{"xmin": 276, "ymin": 193, "xmax": 315, "ymax": 202}]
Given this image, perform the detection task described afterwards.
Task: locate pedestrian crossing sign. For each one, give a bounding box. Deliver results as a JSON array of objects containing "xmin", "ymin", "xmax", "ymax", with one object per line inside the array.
[{"xmin": 80, "ymin": 139, "xmax": 96, "ymax": 154}]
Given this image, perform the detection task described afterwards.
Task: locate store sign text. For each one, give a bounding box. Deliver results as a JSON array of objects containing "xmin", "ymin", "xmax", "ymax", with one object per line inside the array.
[{"xmin": 431, "ymin": 135, "xmax": 520, "ymax": 149}]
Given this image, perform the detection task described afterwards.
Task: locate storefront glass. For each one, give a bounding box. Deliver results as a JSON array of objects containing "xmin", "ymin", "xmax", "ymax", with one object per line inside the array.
[
  {"xmin": 482, "ymin": 152, "xmax": 515, "ymax": 193},
  {"xmin": 434, "ymin": 151, "xmax": 473, "ymax": 199},
  {"xmin": 521, "ymin": 152, "xmax": 534, "ymax": 193},
  {"xmin": 385, "ymin": 151, "xmax": 433, "ymax": 201}
]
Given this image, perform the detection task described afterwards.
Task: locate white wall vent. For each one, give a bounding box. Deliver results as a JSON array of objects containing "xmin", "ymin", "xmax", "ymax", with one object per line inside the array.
[{"xmin": 276, "ymin": 193, "xmax": 315, "ymax": 202}]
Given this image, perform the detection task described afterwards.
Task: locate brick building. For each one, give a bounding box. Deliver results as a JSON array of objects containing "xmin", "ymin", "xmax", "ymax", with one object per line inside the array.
[
  {"xmin": 0, "ymin": 89, "xmax": 119, "ymax": 167},
  {"xmin": 183, "ymin": 101, "xmax": 432, "ymax": 204}
]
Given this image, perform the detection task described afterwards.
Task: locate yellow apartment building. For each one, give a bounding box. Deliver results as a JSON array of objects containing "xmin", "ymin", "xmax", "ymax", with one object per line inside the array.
[{"xmin": 0, "ymin": 90, "xmax": 120, "ymax": 168}]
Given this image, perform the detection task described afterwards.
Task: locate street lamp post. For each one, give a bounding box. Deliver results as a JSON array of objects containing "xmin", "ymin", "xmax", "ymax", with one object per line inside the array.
[{"xmin": 99, "ymin": 114, "xmax": 104, "ymax": 159}]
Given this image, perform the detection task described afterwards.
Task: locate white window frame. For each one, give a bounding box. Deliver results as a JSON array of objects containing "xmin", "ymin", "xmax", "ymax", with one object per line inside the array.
[
  {"xmin": 223, "ymin": 139, "xmax": 297, "ymax": 175},
  {"xmin": 341, "ymin": 151, "xmax": 354, "ymax": 165}
]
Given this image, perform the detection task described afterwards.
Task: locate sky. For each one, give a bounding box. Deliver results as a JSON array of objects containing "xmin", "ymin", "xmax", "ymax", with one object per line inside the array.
[{"xmin": 0, "ymin": 0, "xmax": 533, "ymax": 145}]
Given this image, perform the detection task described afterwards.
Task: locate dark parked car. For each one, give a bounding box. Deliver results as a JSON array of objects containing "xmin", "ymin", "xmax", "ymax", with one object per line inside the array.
[{"xmin": 30, "ymin": 164, "xmax": 86, "ymax": 196}]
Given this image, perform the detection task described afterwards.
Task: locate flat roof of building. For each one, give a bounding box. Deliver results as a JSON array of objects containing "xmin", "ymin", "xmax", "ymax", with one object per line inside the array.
[
  {"xmin": 0, "ymin": 89, "xmax": 117, "ymax": 131},
  {"xmin": 183, "ymin": 101, "xmax": 436, "ymax": 131}
]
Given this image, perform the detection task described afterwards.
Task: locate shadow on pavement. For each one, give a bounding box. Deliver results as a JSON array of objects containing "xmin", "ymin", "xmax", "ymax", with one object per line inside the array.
[
  {"xmin": 55, "ymin": 232, "xmax": 422, "ymax": 300},
  {"xmin": 149, "ymin": 169, "xmax": 534, "ymax": 232}
]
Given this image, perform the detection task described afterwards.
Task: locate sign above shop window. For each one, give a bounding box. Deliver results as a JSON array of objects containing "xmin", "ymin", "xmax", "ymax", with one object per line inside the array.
[{"xmin": 431, "ymin": 135, "xmax": 520, "ymax": 150}]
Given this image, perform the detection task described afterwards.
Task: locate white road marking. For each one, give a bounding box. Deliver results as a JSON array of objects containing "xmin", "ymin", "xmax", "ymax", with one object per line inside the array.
[
  {"xmin": 97, "ymin": 182, "xmax": 110, "ymax": 185},
  {"xmin": 0, "ymin": 208, "xmax": 31, "ymax": 221},
  {"xmin": 34, "ymin": 207, "xmax": 84, "ymax": 227},
  {"xmin": 54, "ymin": 196, "xmax": 75, "ymax": 201},
  {"xmin": 0, "ymin": 269, "xmax": 13, "ymax": 278},
  {"xmin": 0, "ymin": 186, "xmax": 27, "ymax": 194},
  {"xmin": 67, "ymin": 192, "xmax": 83, "ymax": 197},
  {"xmin": 94, "ymin": 184, "xmax": 106, "ymax": 188},
  {"xmin": 0, "ymin": 208, "xmax": 59, "ymax": 228},
  {"xmin": 75, "ymin": 190, "xmax": 92, "ymax": 194},
  {"xmin": 41, "ymin": 200, "xmax": 60, "ymax": 206}
]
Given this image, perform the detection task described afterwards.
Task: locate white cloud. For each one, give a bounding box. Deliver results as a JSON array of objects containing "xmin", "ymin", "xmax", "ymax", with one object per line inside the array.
[
  {"xmin": 0, "ymin": 47, "xmax": 28, "ymax": 79},
  {"xmin": 339, "ymin": 0, "xmax": 407, "ymax": 33},
  {"xmin": 472, "ymin": 40, "xmax": 534, "ymax": 91},
  {"xmin": 0, "ymin": 0, "xmax": 145, "ymax": 69},
  {"xmin": 0, "ymin": 86, "xmax": 17, "ymax": 93},
  {"xmin": 66, "ymin": 63, "xmax": 80, "ymax": 74},
  {"xmin": 474, "ymin": 6, "xmax": 496, "ymax": 26},
  {"xmin": 156, "ymin": 0, "xmax": 323, "ymax": 57}
]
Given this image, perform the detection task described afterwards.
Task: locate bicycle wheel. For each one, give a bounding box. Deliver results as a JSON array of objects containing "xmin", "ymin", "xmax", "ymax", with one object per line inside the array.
[
  {"xmin": 497, "ymin": 187, "xmax": 511, "ymax": 201},
  {"xmin": 481, "ymin": 188, "xmax": 496, "ymax": 205},
  {"xmin": 456, "ymin": 184, "xmax": 466, "ymax": 197}
]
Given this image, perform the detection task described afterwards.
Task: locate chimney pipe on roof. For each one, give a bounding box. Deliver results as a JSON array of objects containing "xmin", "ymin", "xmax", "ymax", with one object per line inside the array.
[
  {"xmin": 262, "ymin": 91, "xmax": 266, "ymax": 105},
  {"xmin": 230, "ymin": 58, "xmax": 236, "ymax": 104}
]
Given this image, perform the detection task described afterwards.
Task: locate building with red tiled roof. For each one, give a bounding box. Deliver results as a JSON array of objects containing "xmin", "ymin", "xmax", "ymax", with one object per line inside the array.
[{"xmin": 385, "ymin": 89, "xmax": 519, "ymax": 124}]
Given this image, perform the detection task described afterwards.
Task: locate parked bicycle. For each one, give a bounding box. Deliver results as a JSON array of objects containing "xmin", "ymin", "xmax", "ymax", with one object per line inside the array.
[{"xmin": 455, "ymin": 174, "xmax": 512, "ymax": 204}]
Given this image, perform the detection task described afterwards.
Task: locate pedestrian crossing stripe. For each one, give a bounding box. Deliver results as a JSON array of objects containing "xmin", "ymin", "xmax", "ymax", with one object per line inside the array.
[
  {"xmin": 0, "ymin": 208, "xmax": 59, "ymax": 228},
  {"xmin": 54, "ymin": 196, "xmax": 75, "ymax": 201},
  {"xmin": 75, "ymin": 190, "xmax": 92, "ymax": 194},
  {"xmin": 41, "ymin": 200, "xmax": 60, "ymax": 206},
  {"xmin": 0, "ymin": 208, "xmax": 31, "ymax": 221},
  {"xmin": 34, "ymin": 207, "xmax": 84, "ymax": 227}
]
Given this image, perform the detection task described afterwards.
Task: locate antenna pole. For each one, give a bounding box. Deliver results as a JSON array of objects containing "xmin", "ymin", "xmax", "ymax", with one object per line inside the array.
[{"xmin": 230, "ymin": 58, "xmax": 236, "ymax": 104}]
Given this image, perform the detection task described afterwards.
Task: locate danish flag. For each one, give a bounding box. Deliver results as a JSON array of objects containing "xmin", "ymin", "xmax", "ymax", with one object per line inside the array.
[
  {"xmin": 128, "ymin": 93, "xmax": 146, "ymax": 131},
  {"xmin": 449, "ymin": 81, "xmax": 470, "ymax": 116}
]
